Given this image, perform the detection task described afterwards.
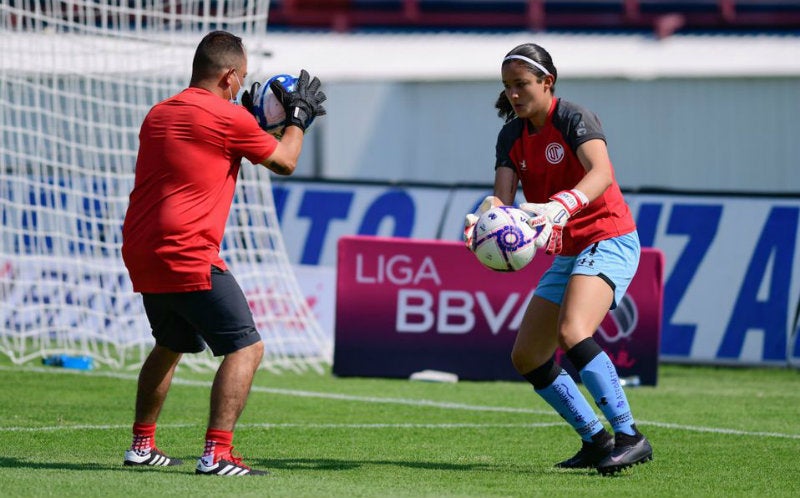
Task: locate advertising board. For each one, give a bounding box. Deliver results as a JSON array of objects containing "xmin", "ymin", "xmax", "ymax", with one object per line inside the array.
[{"xmin": 334, "ymin": 236, "xmax": 663, "ymax": 384}]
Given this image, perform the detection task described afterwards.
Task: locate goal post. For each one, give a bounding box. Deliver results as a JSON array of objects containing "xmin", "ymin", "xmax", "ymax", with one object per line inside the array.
[{"xmin": 0, "ymin": 1, "xmax": 332, "ymax": 373}]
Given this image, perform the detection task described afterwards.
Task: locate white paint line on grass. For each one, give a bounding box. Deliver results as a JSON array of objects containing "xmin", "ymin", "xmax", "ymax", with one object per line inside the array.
[
  {"xmin": 3, "ymin": 365, "xmax": 799, "ymax": 440},
  {"xmin": 3, "ymin": 420, "xmax": 800, "ymax": 440},
  {"xmin": 637, "ymin": 421, "xmax": 800, "ymax": 440},
  {"xmin": 0, "ymin": 422, "xmax": 565, "ymax": 433},
  {"xmin": 246, "ymin": 384, "xmax": 553, "ymax": 415}
]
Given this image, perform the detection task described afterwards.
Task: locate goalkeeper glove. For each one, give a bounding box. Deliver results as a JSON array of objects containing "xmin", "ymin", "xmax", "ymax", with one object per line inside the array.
[
  {"xmin": 464, "ymin": 195, "xmax": 503, "ymax": 250},
  {"xmin": 520, "ymin": 189, "xmax": 589, "ymax": 255},
  {"xmin": 270, "ymin": 69, "xmax": 327, "ymax": 132},
  {"xmin": 240, "ymin": 81, "xmax": 261, "ymax": 117}
]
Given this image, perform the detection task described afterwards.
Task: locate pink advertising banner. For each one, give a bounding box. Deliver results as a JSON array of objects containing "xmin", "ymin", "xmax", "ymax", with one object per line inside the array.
[{"xmin": 334, "ymin": 236, "xmax": 664, "ymax": 385}]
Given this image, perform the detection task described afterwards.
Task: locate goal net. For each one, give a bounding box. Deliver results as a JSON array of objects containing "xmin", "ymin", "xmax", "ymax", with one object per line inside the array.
[{"xmin": 0, "ymin": 0, "xmax": 332, "ymax": 373}]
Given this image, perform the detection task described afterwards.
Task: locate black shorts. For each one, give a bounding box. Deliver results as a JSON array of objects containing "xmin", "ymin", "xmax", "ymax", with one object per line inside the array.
[{"xmin": 141, "ymin": 266, "xmax": 261, "ymax": 356}]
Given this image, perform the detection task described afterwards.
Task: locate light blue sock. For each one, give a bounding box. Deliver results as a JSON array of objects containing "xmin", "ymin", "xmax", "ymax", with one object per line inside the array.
[
  {"xmin": 579, "ymin": 351, "xmax": 636, "ymax": 436},
  {"xmin": 535, "ymin": 369, "xmax": 603, "ymax": 441}
]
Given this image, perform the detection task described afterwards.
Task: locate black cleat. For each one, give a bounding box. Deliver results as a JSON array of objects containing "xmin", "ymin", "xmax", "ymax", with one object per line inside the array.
[
  {"xmin": 124, "ymin": 448, "xmax": 183, "ymax": 467},
  {"xmin": 555, "ymin": 432, "xmax": 615, "ymax": 469},
  {"xmin": 597, "ymin": 432, "xmax": 653, "ymax": 475}
]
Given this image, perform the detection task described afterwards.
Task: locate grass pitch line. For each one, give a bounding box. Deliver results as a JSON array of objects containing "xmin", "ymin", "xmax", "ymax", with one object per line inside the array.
[
  {"xmin": 639, "ymin": 421, "xmax": 800, "ymax": 440},
  {"xmin": 245, "ymin": 384, "xmax": 553, "ymax": 415},
  {"xmin": 0, "ymin": 422, "xmax": 564, "ymax": 433},
  {"xmin": 240, "ymin": 422, "xmax": 567, "ymax": 429},
  {"xmin": 0, "ymin": 423, "xmax": 194, "ymax": 433},
  {"xmin": 4, "ymin": 420, "xmax": 800, "ymax": 439}
]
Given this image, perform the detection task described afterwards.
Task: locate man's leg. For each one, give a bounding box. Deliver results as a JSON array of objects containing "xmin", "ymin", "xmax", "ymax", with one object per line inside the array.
[
  {"xmin": 124, "ymin": 345, "xmax": 183, "ymax": 467},
  {"xmin": 208, "ymin": 340, "xmax": 264, "ymax": 431},
  {"xmin": 135, "ymin": 344, "xmax": 182, "ymax": 423},
  {"xmin": 192, "ymin": 267, "xmax": 268, "ymax": 476},
  {"xmin": 196, "ymin": 340, "xmax": 267, "ymax": 476}
]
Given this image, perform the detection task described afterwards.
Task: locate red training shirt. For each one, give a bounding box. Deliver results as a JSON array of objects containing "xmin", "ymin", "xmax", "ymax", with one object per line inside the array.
[
  {"xmin": 495, "ymin": 97, "xmax": 636, "ymax": 256},
  {"xmin": 122, "ymin": 87, "xmax": 278, "ymax": 293}
]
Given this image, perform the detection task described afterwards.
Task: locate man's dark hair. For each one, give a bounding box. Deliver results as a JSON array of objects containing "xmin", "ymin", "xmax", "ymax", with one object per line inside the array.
[{"xmin": 190, "ymin": 30, "xmax": 245, "ymax": 84}]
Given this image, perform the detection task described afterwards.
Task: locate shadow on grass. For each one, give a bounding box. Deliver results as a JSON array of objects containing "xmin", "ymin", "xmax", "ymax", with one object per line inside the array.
[
  {"xmin": 0, "ymin": 456, "xmax": 522, "ymax": 475},
  {"xmin": 256, "ymin": 457, "xmax": 530, "ymax": 473},
  {"xmin": 0, "ymin": 456, "xmax": 123, "ymax": 472},
  {"xmin": 0, "ymin": 456, "xmax": 590, "ymax": 478}
]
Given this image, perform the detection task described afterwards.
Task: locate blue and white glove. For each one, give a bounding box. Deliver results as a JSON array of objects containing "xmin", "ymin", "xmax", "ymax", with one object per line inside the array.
[
  {"xmin": 520, "ymin": 189, "xmax": 589, "ymax": 255},
  {"xmin": 463, "ymin": 195, "xmax": 503, "ymax": 250}
]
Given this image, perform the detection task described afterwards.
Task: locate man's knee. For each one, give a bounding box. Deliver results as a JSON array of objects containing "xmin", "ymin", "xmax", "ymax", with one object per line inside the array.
[
  {"xmin": 248, "ymin": 339, "xmax": 264, "ymax": 361},
  {"xmin": 230, "ymin": 339, "xmax": 263, "ymax": 367}
]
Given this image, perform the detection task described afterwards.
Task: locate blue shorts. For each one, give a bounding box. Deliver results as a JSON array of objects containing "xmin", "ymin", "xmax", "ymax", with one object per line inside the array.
[
  {"xmin": 533, "ymin": 231, "xmax": 641, "ymax": 310},
  {"xmin": 141, "ymin": 266, "xmax": 261, "ymax": 356}
]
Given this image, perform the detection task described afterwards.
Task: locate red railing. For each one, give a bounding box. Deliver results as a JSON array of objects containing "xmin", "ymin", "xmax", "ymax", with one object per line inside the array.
[{"xmin": 269, "ymin": 1, "xmax": 800, "ymax": 37}]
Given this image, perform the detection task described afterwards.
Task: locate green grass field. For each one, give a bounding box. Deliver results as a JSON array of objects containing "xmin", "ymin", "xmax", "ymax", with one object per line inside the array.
[{"xmin": 1, "ymin": 359, "xmax": 799, "ymax": 497}]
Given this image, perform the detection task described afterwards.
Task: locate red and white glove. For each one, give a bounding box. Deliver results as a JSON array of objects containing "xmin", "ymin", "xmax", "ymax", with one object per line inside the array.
[
  {"xmin": 522, "ymin": 211, "xmax": 552, "ymax": 250},
  {"xmin": 520, "ymin": 189, "xmax": 589, "ymax": 255},
  {"xmin": 464, "ymin": 195, "xmax": 503, "ymax": 250}
]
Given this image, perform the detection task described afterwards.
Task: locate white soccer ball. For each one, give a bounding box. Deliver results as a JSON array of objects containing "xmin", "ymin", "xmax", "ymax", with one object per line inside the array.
[
  {"xmin": 471, "ymin": 206, "xmax": 541, "ymax": 272},
  {"xmin": 252, "ymin": 74, "xmax": 297, "ymax": 137}
]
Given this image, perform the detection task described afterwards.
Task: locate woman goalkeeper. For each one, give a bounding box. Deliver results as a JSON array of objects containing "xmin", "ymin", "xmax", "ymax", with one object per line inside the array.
[{"xmin": 465, "ymin": 42, "xmax": 652, "ymax": 475}]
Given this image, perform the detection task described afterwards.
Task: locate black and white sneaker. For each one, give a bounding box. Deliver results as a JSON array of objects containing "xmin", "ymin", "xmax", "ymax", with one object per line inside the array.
[
  {"xmin": 597, "ymin": 430, "xmax": 653, "ymax": 475},
  {"xmin": 124, "ymin": 448, "xmax": 183, "ymax": 467},
  {"xmin": 555, "ymin": 431, "xmax": 615, "ymax": 469},
  {"xmin": 195, "ymin": 453, "xmax": 268, "ymax": 476}
]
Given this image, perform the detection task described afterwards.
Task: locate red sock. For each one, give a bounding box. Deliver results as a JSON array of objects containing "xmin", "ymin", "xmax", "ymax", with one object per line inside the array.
[
  {"xmin": 203, "ymin": 428, "xmax": 233, "ymax": 463},
  {"xmin": 131, "ymin": 422, "xmax": 156, "ymax": 452}
]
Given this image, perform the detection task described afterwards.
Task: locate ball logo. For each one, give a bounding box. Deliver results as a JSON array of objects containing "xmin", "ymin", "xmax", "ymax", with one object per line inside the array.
[
  {"xmin": 498, "ymin": 225, "xmax": 524, "ymax": 251},
  {"xmin": 597, "ymin": 294, "xmax": 638, "ymax": 343},
  {"xmin": 545, "ymin": 143, "xmax": 564, "ymax": 164}
]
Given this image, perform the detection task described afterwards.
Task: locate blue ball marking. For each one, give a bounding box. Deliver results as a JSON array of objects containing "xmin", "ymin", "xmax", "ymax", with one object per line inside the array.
[
  {"xmin": 495, "ymin": 224, "xmax": 526, "ymax": 251},
  {"xmin": 253, "ymin": 74, "xmax": 298, "ymax": 131}
]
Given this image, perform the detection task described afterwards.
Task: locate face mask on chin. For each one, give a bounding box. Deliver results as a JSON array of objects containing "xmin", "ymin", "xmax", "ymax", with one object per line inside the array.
[
  {"xmin": 229, "ymin": 70, "xmax": 245, "ymax": 105},
  {"xmin": 231, "ymin": 87, "xmax": 246, "ymax": 105}
]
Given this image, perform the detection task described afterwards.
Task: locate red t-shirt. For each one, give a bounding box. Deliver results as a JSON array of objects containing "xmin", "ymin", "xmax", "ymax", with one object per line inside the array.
[
  {"xmin": 122, "ymin": 87, "xmax": 278, "ymax": 293},
  {"xmin": 495, "ymin": 98, "xmax": 636, "ymax": 256}
]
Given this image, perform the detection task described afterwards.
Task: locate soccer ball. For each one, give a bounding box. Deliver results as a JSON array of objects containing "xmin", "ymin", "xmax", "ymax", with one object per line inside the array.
[
  {"xmin": 471, "ymin": 206, "xmax": 541, "ymax": 272},
  {"xmin": 252, "ymin": 74, "xmax": 297, "ymax": 136}
]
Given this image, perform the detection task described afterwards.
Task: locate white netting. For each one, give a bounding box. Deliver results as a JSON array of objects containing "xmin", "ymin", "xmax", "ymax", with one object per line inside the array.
[{"xmin": 0, "ymin": 1, "xmax": 332, "ymax": 372}]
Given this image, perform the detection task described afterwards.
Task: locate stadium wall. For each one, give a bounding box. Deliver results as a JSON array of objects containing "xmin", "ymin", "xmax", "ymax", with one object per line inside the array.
[
  {"xmin": 7, "ymin": 32, "xmax": 798, "ymax": 194},
  {"xmin": 250, "ymin": 32, "xmax": 800, "ymax": 194},
  {"xmin": 307, "ymin": 78, "xmax": 800, "ymax": 193}
]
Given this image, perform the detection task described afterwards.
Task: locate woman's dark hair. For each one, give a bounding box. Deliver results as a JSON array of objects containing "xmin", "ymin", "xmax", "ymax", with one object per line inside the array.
[
  {"xmin": 190, "ymin": 30, "xmax": 245, "ymax": 84},
  {"xmin": 494, "ymin": 43, "xmax": 558, "ymax": 122}
]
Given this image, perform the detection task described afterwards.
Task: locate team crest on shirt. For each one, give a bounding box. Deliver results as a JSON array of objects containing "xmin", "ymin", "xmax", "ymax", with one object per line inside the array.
[{"xmin": 545, "ymin": 143, "xmax": 564, "ymax": 164}]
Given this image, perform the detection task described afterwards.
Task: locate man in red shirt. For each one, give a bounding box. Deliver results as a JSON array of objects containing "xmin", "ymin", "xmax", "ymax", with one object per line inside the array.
[{"xmin": 121, "ymin": 30, "xmax": 325, "ymax": 476}]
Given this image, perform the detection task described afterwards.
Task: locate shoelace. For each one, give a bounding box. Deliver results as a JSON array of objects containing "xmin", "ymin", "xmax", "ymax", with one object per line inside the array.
[{"xmin": 221, "ymin": 447, "xmax": 250, "ymax": 470}]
